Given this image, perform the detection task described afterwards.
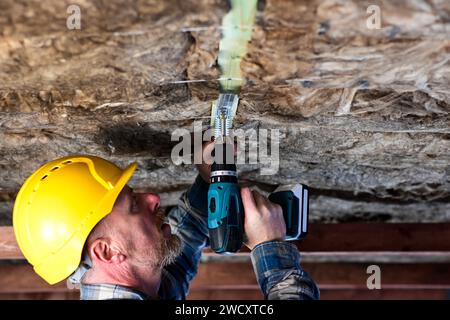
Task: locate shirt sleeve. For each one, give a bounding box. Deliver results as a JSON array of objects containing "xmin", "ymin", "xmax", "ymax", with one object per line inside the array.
[
  {"xmin": 158, "ymin": 175, "xmax": 210, "ymax": 300},
  {"xmin": 250, "ymin": 241, "xmax": 320, "ymax": 300}
]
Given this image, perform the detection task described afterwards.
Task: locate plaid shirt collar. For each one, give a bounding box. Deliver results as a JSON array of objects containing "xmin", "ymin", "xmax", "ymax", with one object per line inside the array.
[{"xmin": 80, "ymin": 283, "xmax": 149, "ymax": 300}]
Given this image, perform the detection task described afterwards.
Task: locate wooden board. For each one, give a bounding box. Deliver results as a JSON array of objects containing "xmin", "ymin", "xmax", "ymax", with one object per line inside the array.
[
  {"xmin": 0, "ymin": 262, "xmax": 448, "ymax": 294},
  {"xmin": 3, "ymin": 223, "xmax": 450, "ymax": 260}
]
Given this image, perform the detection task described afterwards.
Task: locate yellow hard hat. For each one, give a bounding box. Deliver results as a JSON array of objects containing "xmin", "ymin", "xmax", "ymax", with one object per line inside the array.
[{"xmin": 13, "ymin": 155, "xmax": 137, "ymax": 285}]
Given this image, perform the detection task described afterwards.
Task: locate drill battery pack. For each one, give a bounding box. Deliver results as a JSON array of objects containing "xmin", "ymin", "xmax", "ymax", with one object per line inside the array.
[{"xmin": 268, "ymin": 184, "xmax": 309, "ymax": 241}]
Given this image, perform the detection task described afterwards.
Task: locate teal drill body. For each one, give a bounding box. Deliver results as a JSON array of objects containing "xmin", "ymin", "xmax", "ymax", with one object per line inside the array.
[{"xmin": 208, "ymin": 180, "xmax": 244, "ymax": 254}]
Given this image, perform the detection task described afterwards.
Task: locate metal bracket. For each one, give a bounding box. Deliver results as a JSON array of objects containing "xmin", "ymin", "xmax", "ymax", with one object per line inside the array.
[{"xmin": 210, "ymin": 93, "xmax": 239, "ymax": 139}]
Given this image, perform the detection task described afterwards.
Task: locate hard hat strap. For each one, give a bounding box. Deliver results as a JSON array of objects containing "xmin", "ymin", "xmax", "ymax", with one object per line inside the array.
[{"xmin": 68, "ymin": 251, "xmax": 92, "ymax": 285}]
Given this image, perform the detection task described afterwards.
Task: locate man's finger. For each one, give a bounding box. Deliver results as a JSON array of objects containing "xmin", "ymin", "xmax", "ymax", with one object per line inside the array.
[
  {"xmin": 241, "ymin": 187, "xmax": 257, "ymax": 214},
  {"xmin": 272, "ymin": 202, "xmax": 283, "ymax": 216},
  {"xmin": 252, "ymin": 190, "xmax": 267, "ymax": 208}
]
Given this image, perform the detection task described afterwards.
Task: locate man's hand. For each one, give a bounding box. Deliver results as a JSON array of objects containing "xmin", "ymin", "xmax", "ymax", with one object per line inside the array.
[
  {"xmin": 195, "ymin": 141, "xmax": 238, "ymax": 183},
  {"xmin": 195, "ymin": 141, "xmax": 214, "ymax": 183},
  {"xmin": 241, "ymin": 187, "xmax": 286, "ymax": 250}
]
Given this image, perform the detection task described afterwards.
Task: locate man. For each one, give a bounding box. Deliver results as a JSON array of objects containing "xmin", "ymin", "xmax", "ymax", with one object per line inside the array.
[{"xmin": 13, "ymin": 149, "xmax": 319, "ymax": 300}]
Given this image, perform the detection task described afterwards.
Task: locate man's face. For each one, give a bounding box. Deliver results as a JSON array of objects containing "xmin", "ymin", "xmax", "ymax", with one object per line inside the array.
[{"xmin": 102, "ymin": 186, "xmax": 182, "ymax": 269}]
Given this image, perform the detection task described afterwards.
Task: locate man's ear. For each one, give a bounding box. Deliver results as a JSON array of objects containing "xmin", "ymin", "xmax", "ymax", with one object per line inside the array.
[{"xmin": 89, "ymin": 238, "xmax": 125, "ymax": 264}]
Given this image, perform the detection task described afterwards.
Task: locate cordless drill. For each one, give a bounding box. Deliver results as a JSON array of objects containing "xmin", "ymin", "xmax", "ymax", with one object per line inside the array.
[
  {"xmin": 207, "ymin": 93, "xmax": 244, "ymax": 254},
  {"xmin": 207, "ymin": 94, "xmax": 309, "ymax": 254}
]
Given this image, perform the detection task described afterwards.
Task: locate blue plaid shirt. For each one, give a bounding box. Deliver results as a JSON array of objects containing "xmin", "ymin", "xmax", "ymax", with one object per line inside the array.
[{"xmin": 80, "ymin": 175, "xmax": 320, "ymax": 300}]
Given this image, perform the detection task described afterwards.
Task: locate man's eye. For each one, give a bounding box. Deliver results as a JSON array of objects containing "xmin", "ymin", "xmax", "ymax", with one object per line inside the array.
[{"xmin": 131, "ymin": 196, "xmax": 139, "ymax": 212}]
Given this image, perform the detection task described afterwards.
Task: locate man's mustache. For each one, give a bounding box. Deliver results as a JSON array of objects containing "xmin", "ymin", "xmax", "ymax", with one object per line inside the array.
[{"xmin": 155, "ymin": 209, "xmax": 167, "ymax": 228}]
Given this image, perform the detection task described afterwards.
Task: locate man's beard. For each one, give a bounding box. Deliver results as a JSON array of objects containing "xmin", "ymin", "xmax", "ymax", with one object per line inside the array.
[
  {"xmin": 129, "ymin": 209, "xmax": 182, "ymax": 269},
  {"xmin": 154, "ymin": 209, "xmax": 183, "ymax": 268},
  {"xmin": 156, "ymin": 233, "xmax": 183, "ymax": 268}
]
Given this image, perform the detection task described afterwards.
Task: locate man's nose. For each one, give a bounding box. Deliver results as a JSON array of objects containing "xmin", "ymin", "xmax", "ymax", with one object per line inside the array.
[{"xmin": 142, "ymin": 193, "xmax": 160, "ymax": 213}]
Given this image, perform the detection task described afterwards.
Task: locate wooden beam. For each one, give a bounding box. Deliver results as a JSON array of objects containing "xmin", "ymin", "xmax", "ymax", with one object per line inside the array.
[
  {"xmin": 0, "ymin": 227, "xmax": 22, "ymax": 259},
  {"xmin": 201, "ymin": 251, "xmax": 450, "ymax": 263},
  {"xmin": 2, "ymin": 223, "xmax": 449, "ymax": 300},
  {"xmin": 190, "ymin": 262, "xmax": 450, "ymax": 288},
  {"xmin": 1, "ymin": 262, "xmax": 449, "ymax": 294},
  {"xmin": 2, "ymin": 223, "xmax": 450, "ymax": 260},
  {"xmin": 208, "ymin": 223, "xmax": 450, "ymax": 253},
  {"xmin": 300, "ymin": 223, "xmax": 450, "ymax": 252},
  {"xmin": 0, "ymin": 265, "xmax": 68, "ymax": 293}
]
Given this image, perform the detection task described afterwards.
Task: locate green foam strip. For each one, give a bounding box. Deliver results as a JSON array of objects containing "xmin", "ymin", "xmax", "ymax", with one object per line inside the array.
[{"xmin": 218, "ymin": 0, "xmax": 257, "ymax": 92}]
